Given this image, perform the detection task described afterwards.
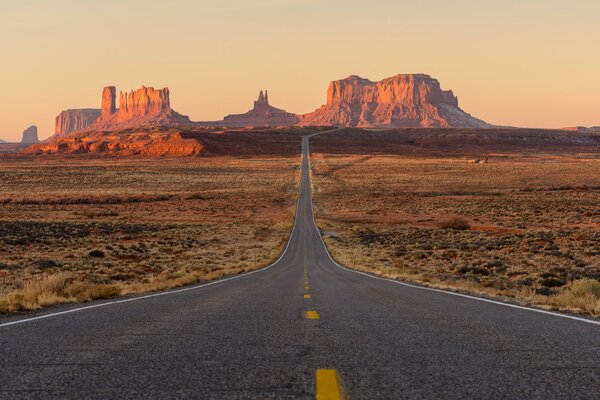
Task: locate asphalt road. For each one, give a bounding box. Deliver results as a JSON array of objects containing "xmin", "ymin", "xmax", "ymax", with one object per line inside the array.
[{"xmin": 1, "ymin": 137, "xmax": 599, "ymax": 399}]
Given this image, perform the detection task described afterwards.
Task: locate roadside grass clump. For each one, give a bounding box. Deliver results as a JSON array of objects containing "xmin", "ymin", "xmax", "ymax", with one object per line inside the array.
[
  {"xmin": 440, "ymin": 217, "xmax": 471, "ymax": 230},
  {"xmin": 0, "ymin": 273, "xmax": 121, "ymax": 313},
  {"xmin": 544, "ymin": 279, "xmax": 600, "ymax": 316}
]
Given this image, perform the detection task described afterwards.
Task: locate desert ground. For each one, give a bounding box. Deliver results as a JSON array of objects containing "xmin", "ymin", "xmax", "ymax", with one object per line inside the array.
[
  {"xmin": 310, "ymin": 129, "xmax": 600, "ymax": 316},
  {"xmin": 0, "ymin": 155, "xmax": 300, "ymax": 313}
]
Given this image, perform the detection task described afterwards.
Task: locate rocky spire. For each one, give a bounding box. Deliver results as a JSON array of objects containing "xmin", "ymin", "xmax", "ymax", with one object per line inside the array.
[
  {"xmin": 101, "ymin": 86, "xmax": 116, "ymax": 118},
  {"xmin": 254, "ymin": 90, "xmax": 269, "ymax": 109}
]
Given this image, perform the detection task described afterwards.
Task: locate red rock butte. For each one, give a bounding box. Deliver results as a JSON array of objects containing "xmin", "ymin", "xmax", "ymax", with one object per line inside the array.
[
  {"xmin": 50, "ymin": 73, "xmax": 491, "ymax": 137},
  {"xmin": 90, "ymin": 86, "xmax": 193, "ymax": 130},
  {"xmin": 299, "ymin": 74, "xmax": 489, "ymax": 128},
  {"xmin": 222, "ymin": 90, "xmax": 299, "ymax": 127},
  {"xmin": 53, "ymin": 86, "xmax": 193, "ymax": 137},
  {"xmin": 55, "ymin": 109, "xmax": 102, "ymax": 137}
]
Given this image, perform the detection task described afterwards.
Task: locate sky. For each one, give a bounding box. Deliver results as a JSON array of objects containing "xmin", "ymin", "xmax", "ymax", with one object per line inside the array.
[{"xmin": 1, "ymin": 0, "xmax": 599, "ymax": 141}]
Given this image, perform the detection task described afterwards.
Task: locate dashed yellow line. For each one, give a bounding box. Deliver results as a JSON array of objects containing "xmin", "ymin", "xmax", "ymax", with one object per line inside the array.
[
  {"xmin": 304, "ymin": 294, "xmax": 311, "ymax": 299},
  {"xmin": 305, "ymin": 286, "xmax": 310, "ymax": 290},
  {"xmin": 304, "ymin": 310, "xmax": 320, "ymax": 320},
  {"xmin": 316, "ymin": 369, "xmax": 344, "ymax": 400}
]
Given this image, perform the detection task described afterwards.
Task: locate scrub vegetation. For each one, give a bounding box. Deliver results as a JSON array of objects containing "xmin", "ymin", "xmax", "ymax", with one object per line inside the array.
[
  {"xmin": 0, "ymin": 156, "xmax": 299, "ymax": 313},
  {"xmin": 310, "ymin": 151, "xmax": 600, "ymax": 316}
]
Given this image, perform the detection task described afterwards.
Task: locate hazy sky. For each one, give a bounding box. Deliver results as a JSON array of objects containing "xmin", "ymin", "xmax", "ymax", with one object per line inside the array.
[{"xmin": 1, "ymin": 0, "xmax": 599, "ymax": 140}]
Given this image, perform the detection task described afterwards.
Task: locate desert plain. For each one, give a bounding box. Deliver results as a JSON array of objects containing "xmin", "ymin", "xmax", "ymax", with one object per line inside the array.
[
  {"xmin": 0, "ymin": 153, "xmax": 300, "ymax": 313},
  {"xmin": 311, "ymin": 129, "xmax": 600, "ymax": 316},
  {"xmin": 1, "ymin": 127, "xmax": 600, "ymax": 317}
]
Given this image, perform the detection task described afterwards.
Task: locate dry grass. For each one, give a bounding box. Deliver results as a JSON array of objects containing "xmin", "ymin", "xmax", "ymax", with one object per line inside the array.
[
  {"xmin": 0, "ymin": 156, "xmax": 299, "ymax": 313},
  {"xmin": 311, "ymin": 151, "xmax": 600, "ymax": 316}
]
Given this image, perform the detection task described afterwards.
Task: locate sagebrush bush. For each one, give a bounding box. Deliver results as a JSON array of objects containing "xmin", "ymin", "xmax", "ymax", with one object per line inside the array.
[{"xmin": 440, "ymin": 217, "xmax": 471, "ymax": 230}]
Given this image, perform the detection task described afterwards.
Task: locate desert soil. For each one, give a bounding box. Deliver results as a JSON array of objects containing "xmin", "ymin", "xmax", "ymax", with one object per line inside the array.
[
  {"xmin": 0, "ymin": 156, "xmax": 299, "ymax": 313},
  {"xmin": 310, "ymin": 150, "xmax": 600, "ymax": 316}
]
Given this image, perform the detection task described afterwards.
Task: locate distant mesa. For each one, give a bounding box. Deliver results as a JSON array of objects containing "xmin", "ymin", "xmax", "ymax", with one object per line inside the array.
[
  {"xmin": 52, "ymin": 85, "xmax": 193, "ymax": 137},
  {"xmin": 48, "ymin": 73, "xmax": 492, "ymax": 138},
  {"xmin": 21, "ymin": 125, "xmax": 39, "ymax": 144},
  {"xmin": 299, "ymin": 74, "xmax": 489, "ymax": 128},
  {"xmin": 222, "ymin": 90, "xmax": 299, "ymax": 127},
  {"xmin": 89, "ymin": 86, "xmax": 193, "ymax": 131},
  {"xmin": 55, "ymin": 109, "xmax": 101, "ymax": 137}
]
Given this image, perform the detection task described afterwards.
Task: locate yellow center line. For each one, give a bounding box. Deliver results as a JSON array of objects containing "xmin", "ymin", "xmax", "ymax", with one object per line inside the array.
[
  {"xmin": 304, "ymin": 310, "xmax": 320, "ymax": 319},
  {"xmin": 304, "ymin": 294, "xmax": 311, "ymax": 299},
  {"xmin": 316, "ymin": 369, "xmax": 345, "ymax": 400},
  {"xmin": 305, "ymin": 286, "xmax": 310, "ymax": 290}
]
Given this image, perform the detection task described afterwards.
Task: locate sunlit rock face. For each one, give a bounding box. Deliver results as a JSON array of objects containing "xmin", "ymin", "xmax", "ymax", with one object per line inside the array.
[
  {"xmin": 54, "ymin": 109, "xmax": 101, "ymax": 137},
  {"xmin": 89, "ymin": 86, "xmax": 193, "ymax": 130},
  {"xmin": 222, "ymin": 90, "xmax": 299, "ymax": 127},
  {"xmin": 300, "ymin": 74, "xmax": 489, "ymax": 128},
  {"xmin": 101, "ymin": 86, "xmax": 116, "ymax": 119}
]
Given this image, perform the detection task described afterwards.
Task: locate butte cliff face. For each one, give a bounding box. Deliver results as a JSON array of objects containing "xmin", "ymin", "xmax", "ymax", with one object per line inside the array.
[
  {"xmin": 89, "ymin": 86, "xmax": 193, "ymax": 130},
  {"xmin": 55, "ymin": 109, "xmax": 102, "ymax": 137},
  {"xmin": 300, "ymin": 74, "xmax": 488, "ymax": 128},
  {"xmin": 222, "ymin": 91, "xmax": 299, "ymax": 127},
  {"xmin": 52, "ymin": 86, "xmax": 194, "ymax": 137},
  {"xmin": 21, "ymin": 125, "xmax": 39, "ymax": 144}
]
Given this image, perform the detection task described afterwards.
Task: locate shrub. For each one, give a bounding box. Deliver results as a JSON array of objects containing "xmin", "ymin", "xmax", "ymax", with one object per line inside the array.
[
  {"xmin": 541, "ymin": 277, "xmax": 566, "ymax": 287},
  {"xmin": 440, "ymin": 217, "xmax": 470, "ymax": 230},
  {"xmin": 35, "ymin": 259, "xmax": 59, "ymax": 270},
  {"xmin": 88, "ymin": 249, "xmax": 105, "ymax": 258}
]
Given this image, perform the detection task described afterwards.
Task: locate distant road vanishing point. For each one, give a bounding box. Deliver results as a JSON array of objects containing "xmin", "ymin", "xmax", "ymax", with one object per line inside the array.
[{"xmin": 1, "ymin": 136, "xmax": 599, "ymax": 399}]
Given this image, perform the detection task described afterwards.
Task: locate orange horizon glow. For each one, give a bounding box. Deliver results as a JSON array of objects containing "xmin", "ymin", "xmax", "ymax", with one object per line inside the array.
[{"xmin": 1, "ymin": 0, "xmax": 599, "ymax": 141}]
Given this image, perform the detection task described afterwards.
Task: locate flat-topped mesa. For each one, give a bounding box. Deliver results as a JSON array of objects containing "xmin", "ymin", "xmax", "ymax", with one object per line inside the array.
[
  {"xmin": 89, "ymin": 85, "xmax": 193, "ymax": 130},
  {"xmin": 300, "ymin": 74, "xmax": 488, "ymax": 128},
  {"xmin": 54, "ymin": 109, "xmax": 101, "ymax": 137},
  {"xmin": 222, "ymin": 90, "xmax": 299, "ymax": 127}
]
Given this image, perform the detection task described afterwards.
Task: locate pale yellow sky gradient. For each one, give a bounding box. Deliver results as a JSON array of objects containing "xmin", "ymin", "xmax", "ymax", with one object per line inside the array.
[{"xmin": 1, "ymin": 0, "xmax": 599, "ymax": 140}]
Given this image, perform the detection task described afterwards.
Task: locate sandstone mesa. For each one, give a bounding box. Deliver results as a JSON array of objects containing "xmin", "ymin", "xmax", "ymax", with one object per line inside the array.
[
  {"xmin": 53, "ymin": 86, "xmax": 193, "ymax": 137},
  {"xmin": 299, "ymin": 74, "xmax": 489, "ymax": 128},
  {"xmin": 50, "ymin": 73, "xmax": 491, "ymax": 138},
  {"xmin": 55, "ymin": 109, "xmax": 101, "ymax": 137}
]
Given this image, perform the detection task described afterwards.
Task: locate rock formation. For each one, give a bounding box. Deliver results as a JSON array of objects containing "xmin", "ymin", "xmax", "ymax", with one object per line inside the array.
[
  {"xmin": 88, "ymin": 86, "xmax": 194, "ymax": 130},
  {"xmin": 21, "ymin": 125, "xmax": 39, "ymax": 144},
  {"xmin": 52, "ymin": 86, "xmax": 193, "ymax": 137},
  {"xmin": 55, "ymin": 109, "xmax": 101, "ymax": 137},
  {"xmin": 222, "ymin": 90, "xmax": 299, "ymax": 127},
  {"xmin": 101, "ymin": 86, "xmax": 116, "ymax": 119},
  {"xmin": 299, "ymin": 74, "xmax": 489, "ymax": 128}
]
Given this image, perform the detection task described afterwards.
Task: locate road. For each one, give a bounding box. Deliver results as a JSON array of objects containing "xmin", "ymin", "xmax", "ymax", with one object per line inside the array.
[{"xmin": 1, "ymin": 136, "xmax": 599, "ymax": 399}]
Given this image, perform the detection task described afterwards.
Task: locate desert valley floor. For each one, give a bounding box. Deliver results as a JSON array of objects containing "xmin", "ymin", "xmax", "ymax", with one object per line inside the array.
[{"xmin": 1, "ymin": 127, "xmax": 599, "ymax": 317}]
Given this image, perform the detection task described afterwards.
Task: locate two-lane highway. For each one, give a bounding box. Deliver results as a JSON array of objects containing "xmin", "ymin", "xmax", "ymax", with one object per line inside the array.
[{"xmin": 1, "ymin": 137, "xmax": 599, "ymax": 399}]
